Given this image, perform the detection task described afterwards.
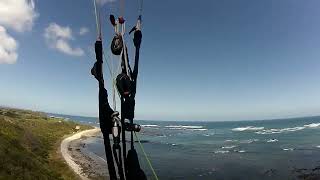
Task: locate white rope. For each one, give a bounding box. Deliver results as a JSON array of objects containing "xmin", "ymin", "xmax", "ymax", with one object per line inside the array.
[
  {"xmin": 103, "ymin": 48, "xmax": 119, "ymax": 111},
  {"xmin": 110, "ymin": 52, "xmax": 117, "ymax": 111},
  {"xmin": 102, "ymin": 51, "xmax": 113, "ymax": 76},
  {"xmin": 138, "ymin": 0, "xmax": 143, "ymax": 16},
  {"xmin": 121, "ymin": 23, "xmax": 132, "ymax": 80},
  {"xmin": 93, "ymin": 0, "xmax": 100, "ymax": 37},
  {"xmin": 94, "ymin": 0, "xmax": 118, "ymax": 110}
]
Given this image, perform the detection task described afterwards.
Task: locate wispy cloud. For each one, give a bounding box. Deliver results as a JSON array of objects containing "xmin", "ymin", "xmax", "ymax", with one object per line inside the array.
[
  {"xmin": 44, "ymin": 23, "xmax": 84, "ymax": 57},
  {"xmin": 79, "ymin": 27, "xmax": 89, "ymax": 36},
  {"xmin": 0, "ymin": 0, "xmax": 38, "ymax": 64}
]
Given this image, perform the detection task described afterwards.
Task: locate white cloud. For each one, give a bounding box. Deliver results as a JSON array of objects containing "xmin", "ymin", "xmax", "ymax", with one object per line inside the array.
[
  {"xmin": 55, "ymin": 39, "xmax": 84, "ymax": 56},
  {"xmin": 0, "ymin": 0, "xmax": 38, "ymax": 32},
  {"xmin": 44, "ymin": 23, "xmax": 72, "ymax": 40},
  {"xmin": 44, "ymin": 23, "xmax": 84, "ymax": 57},
  {"xmin": 96, "ymin": 0, "xmax": 116, "ymax": 5},
  {"xmin": 79, "ymin": 27, "xmax": 89, "ymax": 36},
  {"xmin": 0, "ymin": 26, "xmax": 18, "ymax": 64},
  {"xmin": 0, "ymin": 0, "xmax": 37, "ymax": 64}
]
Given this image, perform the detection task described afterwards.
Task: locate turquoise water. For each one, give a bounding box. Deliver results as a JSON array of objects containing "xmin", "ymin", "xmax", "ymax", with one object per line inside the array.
[{"xmin": 53, "ymin": 114, "xmax": 320, "ymax": 179}]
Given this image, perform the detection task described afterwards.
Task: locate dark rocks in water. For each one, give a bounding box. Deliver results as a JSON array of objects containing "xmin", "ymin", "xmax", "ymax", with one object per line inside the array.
[
  {"xmin": 293, "ymin": 166, "xmax": 320, "ymax": 180},
  {"xmin": 140, "ymin": 128, "xmax": 165, "ymax": 137},
  {"xmin": 263, "ymin": 168, "xmax": 277, "ymax": 177},
  {"xmin": 312, "ymin": 166, "xmax": 320, "ymax": 172},
  {"xmin": 134, "ymin": 140, "xmax": 150, "ymax": 143},
  {"xmin": 297, "ymin": 173, "xmax": 320, "ymax": 180}
]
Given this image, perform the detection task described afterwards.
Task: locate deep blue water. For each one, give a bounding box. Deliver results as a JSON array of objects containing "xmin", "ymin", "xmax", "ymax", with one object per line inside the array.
[{"xmin": 50, "ymin": 113, "xmax": 320, "ymax": 180}]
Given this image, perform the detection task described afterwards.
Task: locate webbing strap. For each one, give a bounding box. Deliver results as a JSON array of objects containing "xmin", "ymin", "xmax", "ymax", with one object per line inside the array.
[{"xmin": 112, "ymin": 145, "xmax": 125, "ymax": 180}]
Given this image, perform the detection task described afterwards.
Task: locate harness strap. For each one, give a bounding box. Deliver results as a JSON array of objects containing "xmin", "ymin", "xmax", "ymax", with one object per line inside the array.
[{"xmin": 112, "ymin": 145, "xmax": 125, "ymax": 180}]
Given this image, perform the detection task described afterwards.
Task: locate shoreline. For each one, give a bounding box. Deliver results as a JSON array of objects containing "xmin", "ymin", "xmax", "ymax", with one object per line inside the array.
[{"xmin": 60, "ymin": 127, "xmax": 109, "ymax": 180}]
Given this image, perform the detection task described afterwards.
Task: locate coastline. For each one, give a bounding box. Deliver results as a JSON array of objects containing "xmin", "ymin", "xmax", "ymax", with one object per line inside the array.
[{"xmin": 60, "ymin": 127, "xmax": 109, "ymax": 180}]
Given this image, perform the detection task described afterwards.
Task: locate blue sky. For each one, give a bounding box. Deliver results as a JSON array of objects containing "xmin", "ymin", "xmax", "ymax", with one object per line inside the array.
[{"xmin": 1, "ymin": 0, "xmax": 320, "ymax": 121}]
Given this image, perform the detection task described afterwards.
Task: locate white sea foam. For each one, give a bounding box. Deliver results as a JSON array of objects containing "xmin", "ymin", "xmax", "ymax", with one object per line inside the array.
[
  {"xmin": 169, "ymin": 127, "xmax": 184, "ymax": 130},
  {"xmin": 191, "ymin": 128, "xmax": 208, "ymax": 131},
  {"xmin": 225, "ymin": 139, "xmax": 238, "ymax": 142},
  {"xmin": 316, "ymin": 145, "xmax": 320, "ymax": 148},
  {"xmin": 165, "ymin": 125, "xmax": 203, "ymax": 129},
  {"xmin": 238, "ymin": 150, "xmax": 246, "ymax": 153},
  {"xmin": 240, "ymin": 139, "xmax": 259, "ymax": 144},
  {"xmin": 255, "ymin": 122, "xmax": 320, "ymax": 135},
  {"xmin": 232, "ymin": 126, "xmax": 264, "ymax": 132},
  {"xmin": 256, "ymin": 126, "xmax": 306, "ymax": 134},
  {"xmin": 158, "ymin": 135, "xmax": 167, "ymax": 138},
  {"xmin": 141, "ymin": 124, "xmax": 159, "ymax": 128},
  {"xmin": 283, "ymin": 148, "xmax": 294, "ymax": 151},
  {"xmin": 267, "ymin": 139, "xmax": 279, "ymax": 143},
  {"xmin": 214, "ymin": 150, "xmax": 229, "ymax": 154},
  {"xmin": 222, "ymin": 145, "xmax": 236, "ymax": 149},
  {"xmin": 304, "ymin": 123, "xmax": 320, "ymax": 128}
]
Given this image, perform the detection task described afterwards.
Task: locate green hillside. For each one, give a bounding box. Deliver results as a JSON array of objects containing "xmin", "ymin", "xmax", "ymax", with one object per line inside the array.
[{"xmin": 0, "ymin": 108, "xmax": 91, "ymax": 180}]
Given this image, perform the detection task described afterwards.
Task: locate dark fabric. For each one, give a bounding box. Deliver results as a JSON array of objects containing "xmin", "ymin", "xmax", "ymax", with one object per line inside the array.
[
  {"xmin": 93, "ymin": 40, "xmax": 117, "ymax": 180},
  {"xmin": 93, "ymin": 41, "xmax": 114, "ymax": 134},
  {"xmin": 117, "ymin": 31, "xmax": 142, "ymax": 120},
  {"xmin": 95, "ymin": 40, "xmax": 103, "ymax": 63},
  {"xmin": 122, "ymin": 96, "xmax": 135, "ymax": 120},
  {"xmin": 126, "ymin": 149, "xmax": 147, "ymax": 180},
  {"xmin": 111, "ymin": 35, "xmax": 123, "ymax": 55},
  {"xmin": 99, "ymin": 87, "xmax": 114, "ymax": 134},
  {"xmin": 133, "ymin": 30, "xmax": 142, "ymax": 48},
  {"xmin": 116, "ymin": 73, "xmax": 132, "ymax": 97},
  {"xmin": 102, "ymin": 134, "xmax": 117, "ymax": 180},
  {"xmin": 109, "ymin": 14, "xmax": 116, "ymax": 26}
]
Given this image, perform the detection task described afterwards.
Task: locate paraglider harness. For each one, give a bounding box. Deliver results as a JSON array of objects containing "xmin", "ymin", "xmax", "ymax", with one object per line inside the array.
[
  {"xmin": 111, "ymin": 14, "xmax": 146, "ymax": 180},
  {"xmin": 91, "ymin": 0, "xmax": 156, "ymax": 179}
]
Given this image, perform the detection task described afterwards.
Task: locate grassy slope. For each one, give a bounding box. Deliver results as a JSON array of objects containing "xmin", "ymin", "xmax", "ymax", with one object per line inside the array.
[{"xmin": 0, "ymin": 108, "xmax": 92, "ymax": 180}]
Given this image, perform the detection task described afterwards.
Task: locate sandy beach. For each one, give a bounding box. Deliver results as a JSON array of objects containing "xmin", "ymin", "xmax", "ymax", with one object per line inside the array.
[{"xmin": 61, "ymin": 128, "xmax": 109, "ymax": 180}]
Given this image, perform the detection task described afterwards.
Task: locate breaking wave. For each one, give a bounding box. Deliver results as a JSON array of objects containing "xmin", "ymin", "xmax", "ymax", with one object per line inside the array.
[
  {"xmin": 267, "ymin": 139, "xmax": 278, "ymax": 143},
  {"xmin": 255, "ymin": 122, "xmax": 320, "ymax": 135},
  {"xmin": 256, "ymin": 127, "xmax": 305, "ymax": 134},
  {"xmin": 165, "ymin": 125, "xmax": 206, "ymax": 131},
  {"xmin": 232, "ymin": 126, "xmax": 264, "ymax": 132},
  {"xmin": 222, "ymin": 145, "xmax": 237, "ymax": 149},
  {"xmin": 165, "ymin": 125, "xmax": 203, "ymax": 129},
  {"xmin": 225, "ymin": 139, "xmax": 238, "ymax": 142},
  {"xmin": 214, "ymin": 150, "xmax": 230, "ymax": 154},
  {"xmin": 191, "ymin": 128, "xmax": 208, "ymax": 131},
  {"xmin": 240, "ymin": 139, "xmax": 259, "ymax": 144},
  {"xmin": 304, "ymin": 123, "xmax": 320, "ymax": 128},
  {"xmin": 141, "ymin": 124, "xmax": 160, "ymax": 128}
]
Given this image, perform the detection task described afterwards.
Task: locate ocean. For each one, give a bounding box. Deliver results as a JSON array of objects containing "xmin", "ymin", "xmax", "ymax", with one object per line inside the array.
[{"xmin": 51, "ymin": 114, "xmax": 320, "ymax": 180}]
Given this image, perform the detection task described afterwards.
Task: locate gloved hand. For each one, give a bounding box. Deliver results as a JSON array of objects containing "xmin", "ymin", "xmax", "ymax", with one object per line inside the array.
[{"xmin": 133, "ymin": 30, "xmax": 142, "ymax": 48}]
